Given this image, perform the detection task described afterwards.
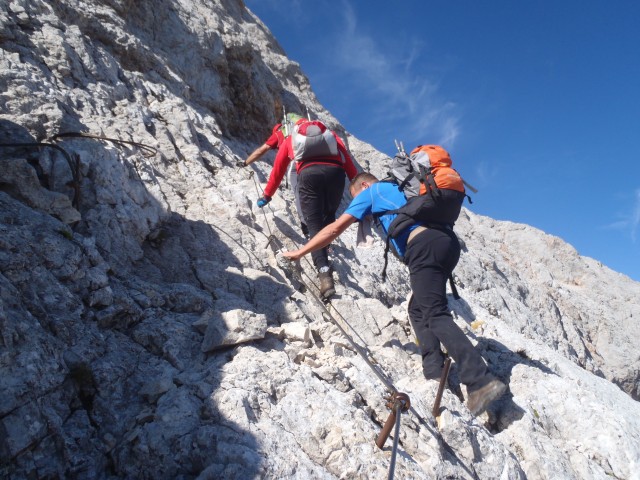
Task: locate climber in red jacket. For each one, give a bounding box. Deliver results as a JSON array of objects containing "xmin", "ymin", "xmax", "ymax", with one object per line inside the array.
[
  {"xmin": 257, "ymin": 119, "xmax": 358, "ymax": 299},
  {"xmin": 241, "ymin": 114, "xmax": 311, "ymax": 236}
]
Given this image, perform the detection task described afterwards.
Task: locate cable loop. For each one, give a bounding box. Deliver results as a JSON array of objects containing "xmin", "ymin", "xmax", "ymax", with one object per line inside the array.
[{"xmin": 51, "ymin": 132, "xmax": 158, "ymax": 158}]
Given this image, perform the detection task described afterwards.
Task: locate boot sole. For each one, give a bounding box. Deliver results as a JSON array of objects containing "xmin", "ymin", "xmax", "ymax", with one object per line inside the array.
[
  {"xmin": 321, "ymin": 288, "xmax": 336, "ymax": 299},
  {"xmin": 469, "ymin": 381, "xmax": 507, "ymax": 416}
]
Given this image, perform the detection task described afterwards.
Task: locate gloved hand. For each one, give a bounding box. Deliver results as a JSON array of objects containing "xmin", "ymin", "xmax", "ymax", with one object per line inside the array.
[
  {"xmin": 236, "ymin": 160, "xmax": 247, "ymax": 168},
  {"xmin": 257, "ymin": 195, "xmax": 271, "ymax": 208}
]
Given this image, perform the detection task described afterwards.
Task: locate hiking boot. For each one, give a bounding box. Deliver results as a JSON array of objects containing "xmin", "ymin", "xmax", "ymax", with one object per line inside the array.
[
  {"xmin": 318, "ymin": 271, "xmax": 335, "ymax": 299},
  {"xmin": 467, "ymin": 379, "xmax": 507, "ymax": 416}
]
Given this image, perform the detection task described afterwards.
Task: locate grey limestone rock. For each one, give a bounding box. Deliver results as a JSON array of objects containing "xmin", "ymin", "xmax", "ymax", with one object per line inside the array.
[
  {"xmin": 0, "ymin": 0, "xmax": 639, "ymax": 479},
  {"xmin": 201, "ymin": 308, "xmax": 268, "ymax": 352}
]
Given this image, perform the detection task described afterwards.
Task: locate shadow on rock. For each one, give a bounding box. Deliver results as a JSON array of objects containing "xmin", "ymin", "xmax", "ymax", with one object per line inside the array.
[
  {"xmin": 476, "ymin": 338, "xmax": 557, "ymax": 433},
  {"xmin": 0, "ymin": 116, "xmax": 292, "ymax": 478}
]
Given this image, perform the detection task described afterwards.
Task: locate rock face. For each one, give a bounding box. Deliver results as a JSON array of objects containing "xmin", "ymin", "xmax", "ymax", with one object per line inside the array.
[{"xmin": 1, "ymin": 1, "xmax": 639, "ymax": 479}]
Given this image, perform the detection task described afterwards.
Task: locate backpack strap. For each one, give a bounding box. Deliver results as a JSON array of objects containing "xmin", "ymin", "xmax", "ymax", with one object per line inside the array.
[
  {"xmin": 427, "ymin": 174, "xmax": 441, "ymax": 198},
  {"xmin": 381, "ymin": 235, "xmax": 392, "ymax": 281},
  {"xmin": 419, "ymin": 165, "xmax": 441, "ymax": 199},
  {"xmin": 297, "ymin": 157, "xmax": 344, "ymax": 169},
  {"xmin": 449, "ymin": 274, "xmax": 460, "ymax": 300},
  {"xmin": 397, "ymin": 171, "xmax": 417, "ymax": 193}
]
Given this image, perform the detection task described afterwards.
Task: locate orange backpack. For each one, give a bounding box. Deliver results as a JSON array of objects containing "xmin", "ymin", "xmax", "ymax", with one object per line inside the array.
[
  {"xmin": 384, "ymin": 144, "xmax": 472, "ymax": 237},
  {"xmin": 381, "ymin": 144, "xmax": 473, "ymax": 291},
  {"xmin": 409, "ymin": 145, "xmax": 465, "ymax": 195}
]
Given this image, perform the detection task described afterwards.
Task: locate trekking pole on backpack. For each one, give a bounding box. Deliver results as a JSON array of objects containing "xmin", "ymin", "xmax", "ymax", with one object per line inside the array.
[
  {"xmin": 462, "ymin": 179, "xmax": 478, "ymax": 194},
  {"xmin": 394, "ymin": 139, "xmax": 407, "ymax": 157},
  {"xmin": 282, "ymin": 105, "xmax": 290, "ymax": 138},
  {"xmin": 305, "ymin": 105, "xmax": 312, "ymax": 121}
]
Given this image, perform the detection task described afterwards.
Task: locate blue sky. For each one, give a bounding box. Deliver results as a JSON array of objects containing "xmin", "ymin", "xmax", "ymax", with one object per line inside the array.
[{"xmin": 246, "ymin": 0, "xmax": 640, "ymax": 282}]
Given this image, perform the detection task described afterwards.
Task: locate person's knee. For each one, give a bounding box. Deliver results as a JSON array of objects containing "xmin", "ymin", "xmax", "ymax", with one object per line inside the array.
[
  {"xmin": 429, "ymin": 310, "xmax": 455, "ymax": 325},
  {"xmin": 417, "ymin": 302, "xmax": 449, "ymax": 323}
]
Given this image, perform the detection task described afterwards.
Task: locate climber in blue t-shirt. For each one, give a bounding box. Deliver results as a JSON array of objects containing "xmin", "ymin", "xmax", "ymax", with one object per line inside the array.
[
  {"xmin": 282, "ymin": 171, "xmax": 507, "ymax": 416},
  {"xmin": 342, "ymin": 180, "xmax": 418, "ymax": 257}
]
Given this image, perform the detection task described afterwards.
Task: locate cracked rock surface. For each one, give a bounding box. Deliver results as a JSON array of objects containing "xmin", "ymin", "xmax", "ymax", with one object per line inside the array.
[{"xmin": 1, "ymin": 1, "xmax": 639, "ymax": 478}]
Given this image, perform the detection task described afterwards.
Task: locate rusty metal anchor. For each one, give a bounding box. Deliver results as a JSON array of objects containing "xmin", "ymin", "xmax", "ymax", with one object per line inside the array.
[
  {"xmin": 432, "ymin": 357, "xmax": 452, "ymax": 419},
  {"xmin": 375, "ymin": 391, "xmax": 411, "ymax": 450}
]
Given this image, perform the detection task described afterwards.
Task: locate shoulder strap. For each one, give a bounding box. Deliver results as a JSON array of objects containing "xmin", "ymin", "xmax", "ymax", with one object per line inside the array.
[
  {"xmin": 398, "ymin": 171, "xmax": 417, "ymax": 193},
  {"xmin": 449, "ymin": 274, "xmax": 460, "ymax": 300},
  {"xmin": 381, "ymin": 236, "xmax": 391, "ymax": 281}
]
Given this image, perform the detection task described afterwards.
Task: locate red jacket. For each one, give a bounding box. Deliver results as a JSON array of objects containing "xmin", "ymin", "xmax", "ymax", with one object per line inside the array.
[
  {"xmin": 264, "ymin": 124, "xmax": 285, "ymax": 149},
  {"xmin": 264, "ymin": 132, "xmax": 357, "ymax": 198}
]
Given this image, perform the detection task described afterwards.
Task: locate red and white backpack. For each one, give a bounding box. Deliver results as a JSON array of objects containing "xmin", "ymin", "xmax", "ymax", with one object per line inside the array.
[{"xmin": 291, "ymin": 120, "xmax": 342, "ymax": 164}]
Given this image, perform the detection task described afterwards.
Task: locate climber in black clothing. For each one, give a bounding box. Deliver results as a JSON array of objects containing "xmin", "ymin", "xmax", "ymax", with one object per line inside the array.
[{"xmin": 283, "ymin": 172, "xmax": 507, "ymax": 416}]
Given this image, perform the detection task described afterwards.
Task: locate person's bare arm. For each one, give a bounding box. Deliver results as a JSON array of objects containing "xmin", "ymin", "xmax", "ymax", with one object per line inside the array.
[
  {"xmin": 244, "ymin": 144, "xmax": 271, "ymax": 166},
  {"xmin": 282, "ymin": 213, "xmax": 357, "ymax": 260}
]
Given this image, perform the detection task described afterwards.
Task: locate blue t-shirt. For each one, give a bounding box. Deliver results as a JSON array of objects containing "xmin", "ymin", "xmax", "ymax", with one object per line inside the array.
[{"xmin": 344, "ymin": 182, "xmax": 418, "ymax": 257}]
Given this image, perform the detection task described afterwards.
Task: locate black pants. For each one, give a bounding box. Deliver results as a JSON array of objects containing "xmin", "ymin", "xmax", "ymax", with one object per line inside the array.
[
  {"xmin": 404, "ymin": 227, "xmax": 493, "ymax": 392},
  {"xmin": 298, "ymin": 164, "xmax": 346, "ymax": 270}
]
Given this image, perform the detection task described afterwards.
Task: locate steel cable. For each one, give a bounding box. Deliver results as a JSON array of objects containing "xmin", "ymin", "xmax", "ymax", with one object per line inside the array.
[
  {"xmin": 387, "ymin": 401, "xmax": 403, "ymax": 480},
  {"xmin": 239, "ymin": 162, "xmax": 443, "ymax": 469},
  {"xmin": 241, "ymin": 165, "xmax": 399, "ymax": 389}
]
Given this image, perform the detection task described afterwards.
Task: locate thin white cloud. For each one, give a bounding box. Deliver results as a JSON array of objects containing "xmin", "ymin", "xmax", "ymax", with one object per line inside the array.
[
  {"xmin": 246, "ymin": 1, "xmax": 461, "ymax": 149},
  {"xmin": 473, "ymin": 160, "xmax": 500, "ymax": 188},
  {"xmin": 603, "ymin": 188, "xmax": 640, "ymax": 242},
  {"xmin": 401, "ymin": 42, "xmax": 423, "ymax": 75},
  {"xmin": 329, "ymin": 2, "xmax": 461, "ymax": 147}
]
